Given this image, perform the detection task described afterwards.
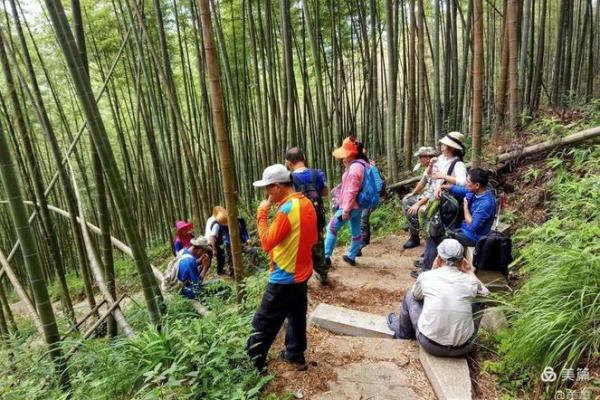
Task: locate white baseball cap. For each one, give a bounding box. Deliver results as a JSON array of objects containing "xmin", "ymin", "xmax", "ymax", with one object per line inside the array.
[
  {"xmin": 437, "ymin": 239, "xmax": 464, "ymax": 262},
  {"xmin": 253, "ymin": 164, "xmax": 292, "ymax": 187}
]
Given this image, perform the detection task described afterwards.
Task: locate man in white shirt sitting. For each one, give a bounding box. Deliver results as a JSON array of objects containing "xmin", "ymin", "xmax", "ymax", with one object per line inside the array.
[{"xmin": 388, "ymin": 239, "xmax": 490, "ymax": 357}]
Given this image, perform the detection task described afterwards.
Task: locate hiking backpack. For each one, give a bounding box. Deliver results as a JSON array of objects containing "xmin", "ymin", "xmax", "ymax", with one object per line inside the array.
[
  {"xmin": 473, "ymin": 230, "xmax": 513, "ymax": 275},
  {"xmin": 352, "ymin": 161, "xmax": 384, "ymax": 210},
  {"xmin": 291, "ymin": 169, "xmax": 326, "ymax": 230},
  {"xmin": 161, "ymin": 252, "xmax": 195, "ymax": 292},
  {"xmin": 439, "ymin": 192, "xmax": 461, "ymax": 230}
]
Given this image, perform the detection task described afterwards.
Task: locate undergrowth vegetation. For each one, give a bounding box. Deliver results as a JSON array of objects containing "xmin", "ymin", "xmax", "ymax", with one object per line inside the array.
[
  {"xmin": 0, "ymin": 196, "xmax": 405, "ymax": 399},
  {"xmin": 0, "ymin": 274, "xmax": 272, "ymax": 399},
  {"xmin": 485, "ymin": 145, "xmax": 600, "ymax": 398}
]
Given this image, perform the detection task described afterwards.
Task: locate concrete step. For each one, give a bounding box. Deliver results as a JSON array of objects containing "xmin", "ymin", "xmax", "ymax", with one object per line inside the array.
[
  {"xmin": 419, "ymin": 346, "xmax": 472, "ymax": 400},
  {"xmin": 312, "ymin": 361, "xmax": 418, "ymax": 400},
  {"xmin": 310, "ymin": 303, "xmax": 394, "ymax": 338},
  {"xmin": 475, "ymin": 270, "xmax": 510, "ymax": 292}
]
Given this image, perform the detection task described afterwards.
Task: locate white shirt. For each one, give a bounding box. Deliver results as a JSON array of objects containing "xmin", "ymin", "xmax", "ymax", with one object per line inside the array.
[
  {"xmin": 413, "ymin": 266, "xmax": 490, "ymax": 346},
  {"xmin": 433, "ymin": 154, "xmax": 467, "ymax": 187},
  {"xmin": 204, "ymin": 216, "xmax": 220, "ymax": 240}
]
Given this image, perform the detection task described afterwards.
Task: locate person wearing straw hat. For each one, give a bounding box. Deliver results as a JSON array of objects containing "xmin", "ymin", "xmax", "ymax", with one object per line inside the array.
[
  {"xmin": 401, "ymin": 147, "xmax": 438, "ymax": 249},
  {"xmin": 388, "ymin": 239, "xmax": 489, "ymax": 357},
  {"xmin": 324, "ymin": 136, "xmax": 371, "ymax": 266},
  {"xmin": 246, "ymin": 164, "xmax": 317, "ymax": 372},
  {"xmin": 172, "ymin": 220, "xmax": 194, "ymax": 255},
  {"xmin": 431, "ymin": 131, "xmax": 468, "ymax": 188},
  {"xmin": 205, "ymin": 206, "xmax": 229, "ymax": 275},
  {"xmin": 413, "ymin": 132, "xmax": 469, "ymax": 277}
]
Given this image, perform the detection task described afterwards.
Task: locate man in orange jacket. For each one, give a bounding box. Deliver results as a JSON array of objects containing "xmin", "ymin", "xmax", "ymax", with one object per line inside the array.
[{"xmin": 246, "ymin": 164, "xmax": 317, "ymax": 372}]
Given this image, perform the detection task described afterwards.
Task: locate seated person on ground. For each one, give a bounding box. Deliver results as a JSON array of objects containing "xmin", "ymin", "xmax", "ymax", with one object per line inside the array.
[
  {"xmin": 402, "ymin": 147, "xmax": 438, "ymax": 249},
  {"xmin": 418, "ymin": 168, "xmax": 496, "ymax": 274},
  {"xmin": 172, "ymin": 220, "xmax": 193, "ymax": 255},
  {"xmin": 388, "ymin": 239, "xmax": 490, "ymax": 357},
  {"xmin": 436, "ymin": 168, "xmax": 496, "ymax": 247},
  {"xmin": 178, "ymin": 237, "xmax": 212, "ymax": 299}
]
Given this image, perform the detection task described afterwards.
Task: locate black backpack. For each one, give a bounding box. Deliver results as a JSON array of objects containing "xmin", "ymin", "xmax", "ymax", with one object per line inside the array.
[
  {"xmin": 473, "ymin": 231, "xmax": 513, "ymax": 275},
  {"xmin": 439, "ymin": 192, "xmax": 461, "ymax": 230},
  {"xmin": 292, "ymin": 170, "xmax": 326, "ymax": 230}
]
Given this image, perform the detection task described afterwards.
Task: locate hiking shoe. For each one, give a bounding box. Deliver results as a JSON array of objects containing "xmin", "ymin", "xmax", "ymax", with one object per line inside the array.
[
  {"xmin": 279, "ymin": 350, "xmax": 308, "ymax": 371},
  {"xmin": 403, "ymin": 234, "xmax": 420, "ymax": 249},
  {"xmin": 342, "ymin": 255, "xmax": 356, "ymax": 266},
  {"xmin": 314, "ymin": 272, "xmax": 329, "ymax": 286},
  {"xmin": 410, "ymin": 270, "xmax": 420, "ymax": 279},
  {"xmin": 325, "ymin": 256, "xmax": 331, "ymax": 266}
]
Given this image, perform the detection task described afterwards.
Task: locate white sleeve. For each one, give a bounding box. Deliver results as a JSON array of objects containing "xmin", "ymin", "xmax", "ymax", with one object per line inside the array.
[
  {"xmin": 453, "ymin": 161, "xmax": 467, "ymax": 186},
  {"xmin": 210, "ymin": 224, "xmax": 220, "ymax": 238}
]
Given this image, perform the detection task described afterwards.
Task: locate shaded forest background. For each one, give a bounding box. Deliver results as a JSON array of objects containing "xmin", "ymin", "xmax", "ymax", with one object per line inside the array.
[{"xmin": 0, "ymin": 0, "xmax": 598, "ymax": 396}]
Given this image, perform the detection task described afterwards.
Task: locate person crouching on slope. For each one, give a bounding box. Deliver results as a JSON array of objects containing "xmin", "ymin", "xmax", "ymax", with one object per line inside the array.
[{"xmin": 246, "ymin": 164, "xmax": 317, "ymax": 373}]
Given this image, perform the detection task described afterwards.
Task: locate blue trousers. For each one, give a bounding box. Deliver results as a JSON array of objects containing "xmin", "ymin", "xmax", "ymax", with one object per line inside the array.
[{"xmin": 324, "ymin": 208, "xmax": 363, "ymax": 260}]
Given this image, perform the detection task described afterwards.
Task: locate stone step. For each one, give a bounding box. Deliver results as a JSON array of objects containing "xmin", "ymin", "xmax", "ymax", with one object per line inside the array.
[
  {"xmin": 312, "ymin": 361, "xmax": 418, "ymax": 400},
  {"xmin": 310, "ymin": 303, "xmax": 394, "ymax": 338},
  {"xmin": 419, "ymin": 346, "xmax": 472, "ymax": 400},
  {"xmin": 475, "ymin": 270, "xmax": 510, "ymax": 292}
]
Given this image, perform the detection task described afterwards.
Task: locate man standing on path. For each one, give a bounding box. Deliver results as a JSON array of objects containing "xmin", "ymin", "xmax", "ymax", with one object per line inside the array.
[
  {"xmin": 285, "ymin": 147, "xmax": 329, "ymax": 284},
  {"xmin": 246, "ymin": 164, "xmax": 317, "ymax": 372}
]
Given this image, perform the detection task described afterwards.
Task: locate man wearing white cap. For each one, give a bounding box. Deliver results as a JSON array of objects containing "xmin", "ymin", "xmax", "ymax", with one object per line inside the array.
[
  {"xmin": 247, "ymin": 164, "xmax": 317, "ymax": 372},
  {"xmin": 401, "ymin": 146, "xmax": 438, "ymax": 249},
  {"xmin": 388, "ymin": 239, "xmax": 489, "ymax": 357}
]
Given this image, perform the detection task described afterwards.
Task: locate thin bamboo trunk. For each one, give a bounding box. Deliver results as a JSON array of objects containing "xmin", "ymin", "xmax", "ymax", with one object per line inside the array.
[
  {"xmin": 198, "ymin": 0, "xmax": 245, "ymax": 302},
  {"xmin": 0, "ymin": 118, "xmax": 70, "ymax": 388},
  {"xmin": 472, "ymin": 0, "xmax": 484, "ymax": 166},
  {"xmin": 42, "ymin": 0, "xmax": 162, "ymax": 327}
]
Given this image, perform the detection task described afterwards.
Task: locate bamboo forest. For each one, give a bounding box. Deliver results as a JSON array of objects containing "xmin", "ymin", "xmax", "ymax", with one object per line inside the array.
[{"xmin": 0, "ymin": 0, "xmax": 598, "ymax": 398}]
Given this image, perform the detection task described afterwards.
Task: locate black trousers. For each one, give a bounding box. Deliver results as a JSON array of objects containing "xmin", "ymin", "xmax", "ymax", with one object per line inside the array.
[{"xmin": 246, "ymin": 282, "xmax": 308, "ymax": 370}]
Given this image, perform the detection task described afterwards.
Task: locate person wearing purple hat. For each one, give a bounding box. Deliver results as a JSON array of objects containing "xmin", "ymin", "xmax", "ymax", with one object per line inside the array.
[{"xmin": 172, "ymin": 220, "xmax": 194, "ymax": 255}]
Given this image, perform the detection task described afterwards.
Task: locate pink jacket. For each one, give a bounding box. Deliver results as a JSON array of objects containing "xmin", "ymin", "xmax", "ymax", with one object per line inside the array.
[{"xmin": 337, "ymin": 160, "xmax": 368, "ymax": 212}]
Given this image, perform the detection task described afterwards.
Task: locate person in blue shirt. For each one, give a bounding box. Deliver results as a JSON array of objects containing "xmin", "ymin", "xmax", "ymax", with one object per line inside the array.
[
  {"xmin": 415, "ymin": 168, "xmax": 496, "ymax": 276},
  {"xmin": 285, "ymin": 147, "xmax": 329, "ymax": 284},
  {"xmin": 220, "ymin": 217, "xmax": 259, "ymax": 271},
  {"xmin": 441, "ymin": 168, "xmax": 496, "ymax": 247},
  {"xmin": 178, "ymin": 237, "xmax": 211, "ymax": 299}
]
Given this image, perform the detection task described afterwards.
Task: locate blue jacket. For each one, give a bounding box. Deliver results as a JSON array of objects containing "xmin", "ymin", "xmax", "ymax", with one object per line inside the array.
[
  {"xmin": 177, "ymin": 249, "xmax": 201, "ymax": 299},
  {"xmin": 449, "ymin": 186, "xmax": 496, "ymax": 242}
]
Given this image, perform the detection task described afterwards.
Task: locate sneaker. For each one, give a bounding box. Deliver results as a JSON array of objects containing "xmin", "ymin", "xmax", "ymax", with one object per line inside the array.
[
  {"xmin": 279, "ymin": 350, "xmax": 308, "ymax": 371},
  {"xmin": 342, "ymin": 255, "xmax": 356, "ymax": 266},
  {"xmin": 410, "ymin": 270, "xmax": 420, "ymax": 279},
  {"xmin": 413, "ymin": 259, "xmax": 423, "ymax": 269},
  {"xmin": 357, "ymin": 249, "xmax": 363, "ymax": 257}
]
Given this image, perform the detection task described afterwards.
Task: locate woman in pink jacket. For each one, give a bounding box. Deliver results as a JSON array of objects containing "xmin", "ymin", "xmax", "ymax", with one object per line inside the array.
[{"xmin": 325, "ymin": 137, "xmax": 370, "ymax": 266}]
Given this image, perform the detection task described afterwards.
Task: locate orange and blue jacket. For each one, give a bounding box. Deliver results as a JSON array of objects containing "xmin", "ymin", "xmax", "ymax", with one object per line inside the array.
[{"xmin": 257, "ymin": 192, "xmax": 317, "ymax": 284}]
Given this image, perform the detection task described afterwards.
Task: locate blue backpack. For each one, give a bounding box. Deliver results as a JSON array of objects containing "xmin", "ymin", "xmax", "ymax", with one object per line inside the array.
[{"xmin": 352, "ymin": 161, "xmax": 384, "ymax": 209}]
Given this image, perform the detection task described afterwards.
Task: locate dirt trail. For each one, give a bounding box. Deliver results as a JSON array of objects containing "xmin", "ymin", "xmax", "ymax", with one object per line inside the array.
[{"xmin": 266, "ymin": 234, "xmax": 437, "ymax": 399}]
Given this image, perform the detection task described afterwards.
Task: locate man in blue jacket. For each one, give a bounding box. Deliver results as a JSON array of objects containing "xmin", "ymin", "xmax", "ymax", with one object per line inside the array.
[
  {"xmin": 443, "ymin": 168, "xmax": 496, "ymax": 247},
  {"xmin": 415, "ymin": 168, "xmax": 496, "ymax": 276}
]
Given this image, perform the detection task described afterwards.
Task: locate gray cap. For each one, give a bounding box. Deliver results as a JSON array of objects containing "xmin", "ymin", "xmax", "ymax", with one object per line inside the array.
[
  {"xmin": 437, "ymin": 239, "xmax": 464, "ymax": 262},
  {"xmin": 413, "ymin": 146, "xmax": 437, "ymax": 157},
  {"xmin": 190, "ymin": 236, "xmax": 210, "ymax": 249},
  {"xmin": 253, "ymin": 164, "xmax": 292, "ymax": 187}
]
